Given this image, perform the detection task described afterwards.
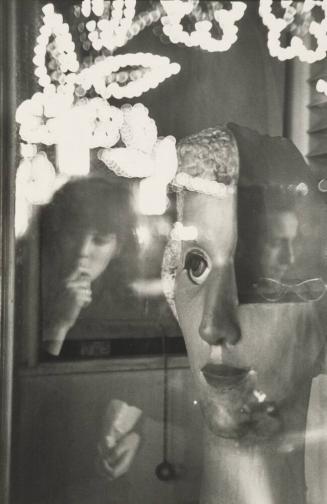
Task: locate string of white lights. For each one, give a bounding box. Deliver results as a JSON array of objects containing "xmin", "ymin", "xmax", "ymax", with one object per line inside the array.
[
  {"xmin": 82, "ymin": 0, "xmax": 136, "ymax": 51},
  {"xmin": 81, "ymin": 0, "xmax": 105, "ymax": 18},
  {"xmin": 101, "ymin": 4, "xmax": 164, "ymax": 52},
  {"xmin": 259, "ymin": 0, "xmax": 327, "ymax": 63},
  {"xmin": 34, "ymin": 3, "xmax": 79, "ymax": 88},
  {"xmin": 75, "ymin": 53, "xmax": 181, "ymax": 99},
  {"xmin": 173, "ymin": 172, "xmax": 235, "ymax": 198},
  {"xmin": 160, "ymin": 0, "xmax": 247, "ymax": 52},
  {"xmin": 98, "ymin": 104, "xmax": 176, "ymax": 178}
]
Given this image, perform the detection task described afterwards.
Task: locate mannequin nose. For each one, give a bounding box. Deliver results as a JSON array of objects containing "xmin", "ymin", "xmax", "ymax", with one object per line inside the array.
[
  {"xmin": 280, "ymin": 240, "xmax": 295, "ymax": 266},
  {"xmin": 199, "ymin": 264, "xmax": 241, "ymax": 346}
]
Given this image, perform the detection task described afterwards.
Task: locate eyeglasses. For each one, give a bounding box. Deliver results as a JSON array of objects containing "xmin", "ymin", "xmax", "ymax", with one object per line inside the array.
[{"xmin": 253, "ymin": 277, "xmax": 327, "ymax": 303}]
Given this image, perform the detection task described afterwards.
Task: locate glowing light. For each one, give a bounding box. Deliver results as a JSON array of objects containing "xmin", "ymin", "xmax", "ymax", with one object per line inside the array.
[
  {"xmin": 99, "ymin": 103, "xmax": 177, "ymax": 177},
  {"xmin": 88, "ymin": 0, "xmax": 137, "ymax": 52},
  {"xmin": 121, "ymin": 5, "xmax": 164, "ymax": 47},
  {"xmin": 92, "ymin": 0, "xmax": 105, "ymax": 17},
  {"xmin": 98, "ymin": 105, "xmax": 177, "ymax": 215},
  {"xmin": 173, "ymin": 172, "xmax": 235, "ymax": 198},
  {"xmin": 15, "ymin": 188, "xmax": 32, "ymax": 238},
  {"xmin": 16, "ymin": 152, "xmax": 56, "ymax": 205},
  {"xmin": 34, "ymin": 3, "xmax": 79, "ymax": 88},
  {"xmin": 135, "ymin": 225, "xmax": 152, "ymax": 247},
  {"xmin": 120, "ymin": 103, "xmax": 157, "ymax": 154},
  {"xmin": 55, "ymin": 107, "xmax": 91, "ymax": 175},
  {"xmin": 170, "ymin": 222, "xmax": 198, "ymax": 241},
  {"xmin": 160, "ymin": 0, "xmax": 247, "ymax": 52},
  {"xmin": 81, "ymin": 0, "xmax": 137, "ymax": 51},
  {"xmin": 76, "ymin": 53, "xmax": 181, "ymax": 99},
  {"xmin": 16, "ymin": 88, "xmax": 74, "ymax": 145},
  {"xmin": 99, "ymin": 147, "xmax": 155, "ymax": 178},
  {"xmin": 317, "ymin": 78, "xmax": 327, "ymax": 95},
  {"xmin": 253, "ymin": 389, "xmax": 267, "ymax": 403},
  {"xmin": 82, "ymin": 0, "xmax": 106, "ymax": 18},
  {"xmin": 138, "ymin": 177, "xmax": 168, "ymax": 215},
  {"xmin": 81, "ymin": 0, "xmax": 91, "ymax": 17},
  {"xmin": 130, "ymin": 279, "xmax": 164, "ymax": 297},
  {"xmin": 20, "ymin": 143, "xmax": 37, "ymax": 159},
  {"xmin": 86, "ymin": 98, "xmax": 123, "ymax": 148},
  {"xmin": 259, "ymin": 0, "xmax": 327, "ymax": 62}
]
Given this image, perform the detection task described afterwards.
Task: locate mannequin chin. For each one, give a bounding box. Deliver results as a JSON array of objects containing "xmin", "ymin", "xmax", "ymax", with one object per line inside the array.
[{"xmin": 196, "ymin": 369, "xmax": 282, "ymax": 442}]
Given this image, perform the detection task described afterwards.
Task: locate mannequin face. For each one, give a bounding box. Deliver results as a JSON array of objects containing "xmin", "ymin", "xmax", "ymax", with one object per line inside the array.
[{"xmin": 174, "ymin": 191, "xmax": 324, "ymax": 440}]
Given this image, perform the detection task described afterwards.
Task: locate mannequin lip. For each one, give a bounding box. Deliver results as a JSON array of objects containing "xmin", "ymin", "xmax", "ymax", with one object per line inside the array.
[{"xmin": 201, "ymin": 363, "xmax": 250, "ymax": 387}]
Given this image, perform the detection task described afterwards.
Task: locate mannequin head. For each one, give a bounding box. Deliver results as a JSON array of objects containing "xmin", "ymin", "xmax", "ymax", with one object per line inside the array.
[{"xmin": 162, "ymin": 125, "xmax": 326, "ymax": 441}]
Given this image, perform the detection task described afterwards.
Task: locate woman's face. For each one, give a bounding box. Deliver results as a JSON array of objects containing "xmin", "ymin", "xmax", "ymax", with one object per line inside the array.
[
  {"xmin": 174, "ymin": 192, "xmax": 323, "ymax": 440},
  {"xmin": 60, "ymin": 227, "xmax": 118, "ymax": 281}
]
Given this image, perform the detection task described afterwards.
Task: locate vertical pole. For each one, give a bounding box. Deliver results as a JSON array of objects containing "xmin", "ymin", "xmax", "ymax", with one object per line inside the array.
[{"xmin": 0, "ymin": 0, "xmax": 17, "ymax": 502}]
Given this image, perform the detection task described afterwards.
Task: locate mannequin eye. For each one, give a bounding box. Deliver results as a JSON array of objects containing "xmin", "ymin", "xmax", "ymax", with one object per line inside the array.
[{"xmin": 184, "ymin": 251, "xmax": 209, "ymax": 284}]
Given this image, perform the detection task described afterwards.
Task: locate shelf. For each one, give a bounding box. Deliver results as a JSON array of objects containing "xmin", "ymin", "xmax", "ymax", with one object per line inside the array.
[{"xmin": 18, "ymin": 354, "xmax": 190, "ymax": 377}]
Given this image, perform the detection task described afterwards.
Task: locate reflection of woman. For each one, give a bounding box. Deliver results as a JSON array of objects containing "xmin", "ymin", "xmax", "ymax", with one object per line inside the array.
[
  {"xmin": 38, "ymin": 176, "xmax": 141, "ymax": 480},
  {"xmin": 39, "ymin": 177, "xmax": 137, "ymax": 357}
]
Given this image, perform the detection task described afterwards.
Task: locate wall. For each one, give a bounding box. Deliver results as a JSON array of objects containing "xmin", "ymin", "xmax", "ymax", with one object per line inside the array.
[
  {"xmin": 13, "ymin": 361, "xmax": 203, "ymax": 504},
  {"xmin": 122, "ymin": 1, "xmax": 285, "ymax": 139}
]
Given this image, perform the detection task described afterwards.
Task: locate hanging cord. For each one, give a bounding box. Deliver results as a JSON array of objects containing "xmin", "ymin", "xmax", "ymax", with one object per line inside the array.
[{"xmin": 155, "ymin": 326, "xmax": 176, "ymax": 481}]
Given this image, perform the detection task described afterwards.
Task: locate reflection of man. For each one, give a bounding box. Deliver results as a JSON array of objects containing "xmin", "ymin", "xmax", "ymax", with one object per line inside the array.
[
  {"xmin": 259, "ymin": 208, "xmax": 298, "ymax": 281},
  {"xmin": 162, "ymin": 125, "xmax": 326, "ymax": 504}
]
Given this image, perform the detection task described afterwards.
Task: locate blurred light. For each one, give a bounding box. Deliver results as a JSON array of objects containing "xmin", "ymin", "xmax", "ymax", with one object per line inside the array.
[
  {"xmin": 174, "ymin": 172, "xmax": 233, "ymax": 198},
  {"xmin": 138, "ymin": 178, "xmax": 168, "ymax": 215},
  {"xmin": 99, "ymin": 104, "xmax": 177, "ymax": 192},
  {"xmin": 81, "ymin": 0, "xmax": 91, "ymax": 17},
  {"xmin": 295, "ymin": 182, "xmax": 309, "ymax": 196},
  {"xmin": 56, "ymin": 140, "xmax": 90, "ymax": 176},
  {"xmin": 317, "ymin": 78, "xmax": 327, "ymax": 96},
  {"xmin": 160, "ymin": 0, "xmax": 246, "ymax": 52},
  {"xmin": 136, "ymin": 224, "xmax": 152, "ymax": 247},
  {"xmin": 15, "ymin": 189, "xmax": 32, "ymax": 238},
  {"xmin": 76, "ymin": 53, "xmax": 180, "ymax": 99},
  {"xmin": 130, "ymin": 279, "xmax": 163, "ymax": 297},
  {"xmin": 35, "ymin": 3, "xmax": 79, "ymax": 88},
  {"xmin": 259, "ymin": 0, "xmax": 327, "ymax": 63},
  {"xmin": 20, "ymin": 143, "xmax": 37, "ymax": 159},
  {"xmin": 16, "ymin": 152, "xmax": 57, "ymax": 205},
  {"xmin": 253, "ymin": 389, "xmax": 267, "ymax": 403},
  {"xmin": 171, "ymin": 222, "xmax": 198, "ymax": 241}
]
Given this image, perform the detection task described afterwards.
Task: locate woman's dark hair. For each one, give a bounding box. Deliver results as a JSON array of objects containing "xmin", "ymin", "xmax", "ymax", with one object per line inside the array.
[
  {"xmin": 39, "ymin": 176, "xmax": 137, "ymax": 285},
  {"xmin": 40, "ymin": 177, "xmax": 135, "ymax": 251}
]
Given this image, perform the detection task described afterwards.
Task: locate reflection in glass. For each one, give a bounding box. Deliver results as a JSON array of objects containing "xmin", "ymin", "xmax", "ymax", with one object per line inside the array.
[
  {"xmin": 162, "ymin": 123, "xmax": 327, "ymax": 504},
  {"xmin": 254, "ymin": 277, "xmax": 327, "ymax": 303}
]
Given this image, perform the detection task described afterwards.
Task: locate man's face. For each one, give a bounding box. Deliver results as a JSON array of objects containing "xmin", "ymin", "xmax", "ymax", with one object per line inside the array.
[
  {"xmin": 174, "ymin": 192, "xmax": 323, "ymax": 440},
  {"xmin": 259, "ymin": 211, "xmax": 299, "ymax": 281}
]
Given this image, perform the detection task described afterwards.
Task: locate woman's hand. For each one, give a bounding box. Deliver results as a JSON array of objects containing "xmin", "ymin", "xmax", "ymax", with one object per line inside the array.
[
  {"xmin": 42, "ymin": 265, "xmax": 92, "ymax": 356},
  {"xmin": 56, "ymin": 266, "xmax": 92, "ymax": 327},
  {"xmin": 97, "ymin": 431, "xmax": 141, "ymax": 480}
]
